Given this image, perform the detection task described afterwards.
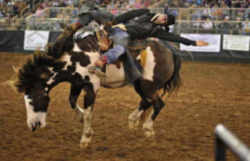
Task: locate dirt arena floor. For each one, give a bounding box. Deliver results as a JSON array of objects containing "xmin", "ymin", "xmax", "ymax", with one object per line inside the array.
[{"xmin": 0, "ymin": 52, "xmax": 250, "ymax": 161}]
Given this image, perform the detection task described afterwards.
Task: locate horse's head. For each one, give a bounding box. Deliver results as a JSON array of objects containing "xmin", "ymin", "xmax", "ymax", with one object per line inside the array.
[{"xmin": 16, "ymin": 54, "xmax": 64, "ymax": 131}]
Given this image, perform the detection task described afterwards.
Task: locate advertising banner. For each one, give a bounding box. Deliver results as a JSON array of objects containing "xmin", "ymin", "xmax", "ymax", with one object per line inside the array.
[
  {"xmin": 24, "ymin": 30, "xmax": 49, "ymax": 51},
  {"xmin": 180, "ymin": 34, "xmax": 221, "ymax": 52},
  {"xmin": 223, "ymin": 35, "xmax": 250, "ymax": 51}
]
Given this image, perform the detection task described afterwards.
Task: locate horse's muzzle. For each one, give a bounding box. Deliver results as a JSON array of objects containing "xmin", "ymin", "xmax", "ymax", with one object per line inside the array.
[{"xmin": 31, "ymin": 122, "xmax": 41, "ymax": 132}]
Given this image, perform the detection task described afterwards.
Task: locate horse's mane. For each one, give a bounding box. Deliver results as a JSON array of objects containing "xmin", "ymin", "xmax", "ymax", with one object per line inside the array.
[
  {"xmin": 15, "ymin": 53, "xmax": 65, "ymax": 93},
  {"xmin": 46, "ymin": 33, "xmax": 99, "ymax": 60},
  {"xmin": 46, "ymin": 33, "xmax": 74, "ymax": 59}
]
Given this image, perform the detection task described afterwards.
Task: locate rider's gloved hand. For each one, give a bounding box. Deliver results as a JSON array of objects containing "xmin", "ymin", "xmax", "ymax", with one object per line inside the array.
[{"xmin": 196, "ymin": 40, "xmax": 209, "ymax": 46}]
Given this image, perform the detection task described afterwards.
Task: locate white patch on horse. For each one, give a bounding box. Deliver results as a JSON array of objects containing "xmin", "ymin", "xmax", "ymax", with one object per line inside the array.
[
  {"xmin": 84, "ymin": 51, "xmax": 101, "ymax": 92},
  {"xmin": 128, "ymin": 108, "xmax": 144, "ymax": 129},
  {"xmin": 74, "ymin": 62, "xmax": 88, "ymax": 76},
  {"xmin": 73, "ymin": 43, "xmax": 82, "ymax": 52},
  {"xmin": 73, "ymin": 45, "xmax": 101, "ymax": 92},
  {"xmin": 61, "ymin": 54, "xmax": 72, "ymax": 70},
  {"xmin": 89, "ymin": 76, "xmax": 101, "ymax": 92},
  {"xmin": 46, "ymin": 73, "xmax": 57, "ymax": 85},
  {"xmin": 143, "ymin": 109, "xmax": 155, "ymax": 137},
  {"xmin": 142, "ymin": 47, "xmax": 156, "ymax": 81},
  {"xmin": 129, "ymin": 108, "xmax": 144, "ymax": 122},
  {"xmin": 80, "ymin": 106, "xmax": 94, "ymax": 148},
  {"xmin": 74, "ymin": 61, "xmax": 101, "ymax": 92},
  {"xmin": 24, "ymin": 95, "xmax": 47, "ymax": 129}
]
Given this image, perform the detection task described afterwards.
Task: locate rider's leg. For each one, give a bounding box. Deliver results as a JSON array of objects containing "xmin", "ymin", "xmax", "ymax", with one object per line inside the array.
[
  {"xmin": 88, "ymin": 44, "xmax": 126, "ymax": 77},
  {"xmin": 90, "ymin": 28, "xmax": 142, "ymax": 82},
  {"xmin": 94, "ymin": 45, "xmax": 126, "ymax": 68},
  {"xmin": 89, "ymin": 28, "xmax": 128, "ymax": 74}
]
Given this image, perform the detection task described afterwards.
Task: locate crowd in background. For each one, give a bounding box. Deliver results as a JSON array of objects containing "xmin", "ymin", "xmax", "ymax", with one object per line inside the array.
[{"xmin": 0, "ymin": 0, "xmax": 249, "ymax": 34}]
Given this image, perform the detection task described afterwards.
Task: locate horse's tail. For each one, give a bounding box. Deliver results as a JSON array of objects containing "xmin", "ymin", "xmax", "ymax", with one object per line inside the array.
[{"xmin": 162, "ymin": 54, "xmax": 182, "ymax": 96}]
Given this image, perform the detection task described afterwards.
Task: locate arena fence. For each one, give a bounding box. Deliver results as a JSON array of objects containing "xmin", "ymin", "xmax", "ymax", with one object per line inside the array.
[
  {"xmin": 0, "ymin": 7, "xmax": 249, "ymax": 63},
  {"xmin": 215, "ymin": 124, "xmax": 250, "ymax": 161},
  {"xmin": 0, "ymin": 7, "xmax": 249, "ymax": 32}
]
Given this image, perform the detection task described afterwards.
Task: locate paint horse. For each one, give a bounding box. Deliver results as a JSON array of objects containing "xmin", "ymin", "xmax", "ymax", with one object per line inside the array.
[{"xmin": 15, "ymin": 29, "xmax": 182, "ymax": 148}]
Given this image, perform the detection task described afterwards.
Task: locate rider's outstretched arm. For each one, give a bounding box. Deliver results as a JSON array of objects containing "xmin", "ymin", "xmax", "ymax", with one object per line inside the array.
[{"xmin": 151, "ymin": 30, "xmax": 208, "ymax": 46}]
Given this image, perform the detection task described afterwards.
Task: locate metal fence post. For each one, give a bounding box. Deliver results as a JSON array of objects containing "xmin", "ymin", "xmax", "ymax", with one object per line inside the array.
[
  {"xmin": 215, "ymin": 124, "xmax": 250, "ymax": 161},
  {"xmin": 215, "ymin": 134, "xmax": 227, "ymax": 161}
]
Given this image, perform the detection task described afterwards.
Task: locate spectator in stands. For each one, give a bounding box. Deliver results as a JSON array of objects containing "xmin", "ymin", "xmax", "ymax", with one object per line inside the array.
[
  {"xmin": 35, "ymin": 4, "xmax": 44, "ymax": 17},
  {"xmin": 0, "ymin": 9, "xmax": 5, "ymax": 17},
  {"xmin": 201, "ymin": 15, "xmax": 213, "ymax": 31},
  {"xmin": 196, "ymin": 0, "xmax": 203, "ymax": 6},
  {"xmin": 233, "ymin": 16, "xmax": 243, "ymax": 34},
  {"xmin": 193, "ymin": 16, "xmax": 202, "ymax": 31},
  {"xmin": 233, "ymin": 0, "xmax": 242, "ymax": 8},
  {"xmin": 224, "ymin": 0, "xmax": 232, "ymax": 8},
  {"xmin": 241, "ymin": 20, "xmax": 250, "ymax": 34},
  {"xmin": 218, "ymin": 15, "xmax": 231, "ymax": 34}
]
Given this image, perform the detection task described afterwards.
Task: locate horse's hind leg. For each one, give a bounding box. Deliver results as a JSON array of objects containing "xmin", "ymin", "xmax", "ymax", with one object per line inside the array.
[
  {"xmin": 143, "ymin": 93, "xmax": 165, "ymax": 137},
  {"xmin": 128, "ymin": 100, "xmax": 151, "ymax": 130},
  {"xmin": 69, "ymin": 85, "xmax": 83, "ymax": 122},
  {"xmin": 129, "ymin": 80, "xmax": 153, "ymax": 130},
  {"xmin": 79, "ymin": 85, "xmax": 96, "ymax": 148}
]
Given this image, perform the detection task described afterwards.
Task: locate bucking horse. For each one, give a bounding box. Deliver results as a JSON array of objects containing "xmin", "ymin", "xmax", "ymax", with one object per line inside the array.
[{"xmin": 15, "ymin": 26, "xmax": 182, "ymax": 148}]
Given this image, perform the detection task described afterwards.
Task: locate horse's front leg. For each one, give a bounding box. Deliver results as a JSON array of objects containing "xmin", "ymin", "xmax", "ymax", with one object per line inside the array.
[
  {"xmin": 69, "ymin": 85, "xmax": 83, "ymax": 122},
  {"xmin": 129, "ymin": 80, "xmax": 153, "ymax": 130},
  {"xmin": 143, "ymin": 94, "xmax": 165, "ymax": 137},
  {"xmin": 128, "ymin": 100, "xmax": 151, "ymax": 130},
  {"xmin": 80, "ymin": 85, "xmax": 96, "ymax": 148}
]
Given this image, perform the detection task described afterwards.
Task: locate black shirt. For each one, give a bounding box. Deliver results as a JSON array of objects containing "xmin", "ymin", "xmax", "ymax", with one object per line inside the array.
[{"xmin": 114, "ymin": 9, "xmax": 196, "ymax": 46}]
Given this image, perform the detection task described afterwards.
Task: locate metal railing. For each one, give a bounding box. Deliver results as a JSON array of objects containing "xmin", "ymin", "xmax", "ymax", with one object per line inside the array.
[
  {"xmin": 0, "ymin": 7, "xmax": 248, "ymax": 33},
  {"xmin": 175, "ymin": 20, "xmax": 250, "ymax": 35},
  {"xmin": 215, "ymin": 124, "xmax": 250, "ymax": 161}
]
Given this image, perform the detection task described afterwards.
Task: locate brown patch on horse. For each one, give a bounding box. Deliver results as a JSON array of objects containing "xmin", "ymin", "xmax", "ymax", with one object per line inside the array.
[
  {"xmin": 149, "ymin": 40, "xmax": 175, "ymax": 83},
  {"xmin": 76, "ymin": 35, "xmax": 99, "ymax": 52},
  {"xmin": 128, "ymin": 40, "xmax": 148, "ymax": 51}
]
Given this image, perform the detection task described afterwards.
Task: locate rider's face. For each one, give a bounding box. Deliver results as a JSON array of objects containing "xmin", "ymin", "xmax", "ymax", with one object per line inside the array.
[{"xmin": 154, "ymin": 14, "xmax": 168, "ymax": 25}]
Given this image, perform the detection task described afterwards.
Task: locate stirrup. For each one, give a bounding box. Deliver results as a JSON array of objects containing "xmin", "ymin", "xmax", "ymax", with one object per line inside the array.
[{"xmin": 88, "ymin": 66, "xmax": 106, "ymax": 78}]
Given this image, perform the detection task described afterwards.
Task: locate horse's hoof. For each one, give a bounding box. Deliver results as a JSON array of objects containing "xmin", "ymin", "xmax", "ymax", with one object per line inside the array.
[
  {"xmin": 80, "ymin": 138, "xmax": 91, "ymax": 149},
  {"xmin": 80, "ymin": 142, "xmax": 89, "ymax": 149},
  {"xmin": 128, "ymin": 120, "xmax": 139, "ymax": 130},
  {"xmin": 144, "ymin": 129, "xmax": 155, "ymax": 138}
]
